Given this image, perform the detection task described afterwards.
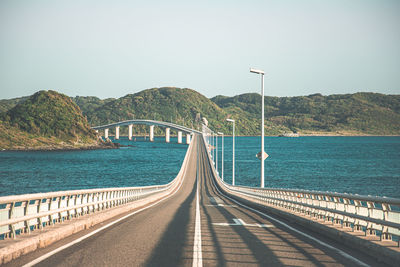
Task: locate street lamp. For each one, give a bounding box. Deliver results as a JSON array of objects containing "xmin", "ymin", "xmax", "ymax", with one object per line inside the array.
[
  {"xmin": 216, "ymin": 132, "xmax": 218, "ymax": 173},
  {"xmin": 212, "ymin": 132, "xmax": 215, "ymax": 164},
  {"xmin": 213, "ymin": 132, "xmax": 217, "ymax": 167},
  {"xmin": 226, "ymin": 118, "xmax": 235, "ymax": 186},
  {"xmin": 250, "ymin": 67, "xmax": 266, "ymax": 188},
  {"xmin": 217, "ymin": 132, "xmax": 224, "ymax": 181}
]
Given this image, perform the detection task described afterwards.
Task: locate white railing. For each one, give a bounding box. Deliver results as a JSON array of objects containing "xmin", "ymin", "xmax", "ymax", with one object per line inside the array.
[
  {"xmin": 201, "ymin": 128, "xmax": 400, "ymax": 246},
  {"xmin": 222, "ymin": 184, "xmax": 400, "ymax": 243},
  {"xmin": 0, "ymin": 135, "xmax": 194, "ymax": 240}
]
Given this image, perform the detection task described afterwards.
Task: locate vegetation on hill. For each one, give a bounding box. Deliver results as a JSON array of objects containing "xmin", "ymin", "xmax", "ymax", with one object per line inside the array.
[
  {"xmin": 211, "ymin": 92, "xmax": 400, "ymax": 135},
  {"xmin": 82, "ymin": 87, "xmax": 237, "ymax": 135},
  {"xmin": 0, "ymin": 90, "xmax": 113, "ymax": 150},
  {"xmin": 72, "ymin": 96, "xmax": 115, "ymax": 116},
  {"xmin": 0, "ymin": 96, "xmax": 28, "ymax": 113},
  {"xmin": 1, "ymin": 88, "xmax": 399, "ymax": 137}
]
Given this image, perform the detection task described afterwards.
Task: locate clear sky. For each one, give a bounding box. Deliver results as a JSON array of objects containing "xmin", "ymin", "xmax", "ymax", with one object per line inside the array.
[{"xmin": 0, "ymin": 0, "xmax": 399, "ymax": 99}]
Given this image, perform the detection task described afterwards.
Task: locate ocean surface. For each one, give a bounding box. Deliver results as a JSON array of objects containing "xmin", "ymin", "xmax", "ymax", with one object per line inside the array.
[{"xmin": 0, "ymin": 136, "xmax": 399, "ymax": 199}]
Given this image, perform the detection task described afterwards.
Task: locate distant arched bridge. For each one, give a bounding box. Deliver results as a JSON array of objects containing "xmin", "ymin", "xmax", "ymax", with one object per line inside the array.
[{"xmin": 92, "ymin": 119, "xmax": 201, "ymax": 144}]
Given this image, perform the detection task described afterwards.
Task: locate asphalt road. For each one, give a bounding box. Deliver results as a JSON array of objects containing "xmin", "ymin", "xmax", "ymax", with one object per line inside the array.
[{"xmin": 6, "ymin": 134, "xmax": 389, "ymax": 266}]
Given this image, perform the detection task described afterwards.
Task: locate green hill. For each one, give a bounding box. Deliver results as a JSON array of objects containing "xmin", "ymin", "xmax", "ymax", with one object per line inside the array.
[
  {"xmin": 0, "ymin": 90, "xmax": 112, "ymax": 150},
  {"xmin": 211, "ymin": 92, "xmax": 400, "ymax": 135},
  {"xmin": 83, "ymin": 87, "xmax": 236, "ymax": 135}
]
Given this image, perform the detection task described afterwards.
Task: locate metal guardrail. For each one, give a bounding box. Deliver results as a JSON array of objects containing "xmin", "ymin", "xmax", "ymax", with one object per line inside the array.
[
  {"xmin": 0, "ymin": 186, "xmax": 164, "ymax": 239},
  {"xmin": 0, "ymin": 135, "xmax": 194, "ymax": 240},
  {"xmin": 201, "ymin": 128, "xmax": 400, "ymax": 246},
  {"xmin": 223, "ymin": 184, "xmax": 400, "ymax": 242}
]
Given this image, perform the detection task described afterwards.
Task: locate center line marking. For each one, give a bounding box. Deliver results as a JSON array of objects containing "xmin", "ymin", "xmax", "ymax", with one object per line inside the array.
[{"xmin": 192, "ymin": 142, "xmax": 203, "ymax": 267}]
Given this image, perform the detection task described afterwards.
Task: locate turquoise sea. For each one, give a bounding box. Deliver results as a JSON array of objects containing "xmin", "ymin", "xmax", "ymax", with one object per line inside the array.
[{"xmin": 0, "ymin": 136, "xmax": 399, "ymax": 199}]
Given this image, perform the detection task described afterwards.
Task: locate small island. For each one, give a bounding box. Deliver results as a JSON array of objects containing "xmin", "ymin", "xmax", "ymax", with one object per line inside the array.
[{"xmin": 0, "ymin": 90, "xmax": 116, "ymax": 151}]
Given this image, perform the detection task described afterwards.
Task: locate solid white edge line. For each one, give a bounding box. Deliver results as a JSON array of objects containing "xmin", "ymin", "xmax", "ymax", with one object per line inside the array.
[
  {"xmin": 192, "ymin": 139, "xmax": 203, "ymax": 267},
  {"xmin": 23, "ymin": 140, "xmax": 193, "ymax": 267},
  {"xmin": 208, "ymin": 162, "xmax": 370, "ymax": 266}
]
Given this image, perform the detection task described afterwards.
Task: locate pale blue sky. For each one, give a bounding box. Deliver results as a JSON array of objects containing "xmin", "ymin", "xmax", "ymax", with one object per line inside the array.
[{"xmin": 0, "ymin": 0, "xmax": 399, "ymax": 99}]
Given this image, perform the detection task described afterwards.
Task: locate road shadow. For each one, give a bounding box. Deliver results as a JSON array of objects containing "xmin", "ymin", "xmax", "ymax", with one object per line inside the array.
[{"xmin": 143, "ymin": 175, "xmax": 196, "ymax": 267}]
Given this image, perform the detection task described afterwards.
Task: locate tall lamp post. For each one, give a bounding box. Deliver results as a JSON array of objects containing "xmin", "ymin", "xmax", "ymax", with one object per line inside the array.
[
  {"xmin": 226, "ymin": 119, "xmax": 235, "ymax": 186},
  {"xmin": 211, "ymin": 132, "xmax": 215, "ymax": 166},
  {"xmin": 216, "ymin": 132, "xmax": 218, "ymax": 173},
  {"xmin": 250, "ymin": 67, "xmax": 266, "ymax": 188},
  {"xmin": 217, "ymin": 132, "xmax": 224, "ymax": 181},
  {"xmin": 213, "ymin": 132, "xmax": 215, "ymax": 165}
]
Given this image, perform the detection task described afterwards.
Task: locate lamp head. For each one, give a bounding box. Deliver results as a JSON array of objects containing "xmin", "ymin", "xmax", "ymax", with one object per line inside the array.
[{"xmin": 250, "ymin": 68, "xmax": 265, "ymax": 75}]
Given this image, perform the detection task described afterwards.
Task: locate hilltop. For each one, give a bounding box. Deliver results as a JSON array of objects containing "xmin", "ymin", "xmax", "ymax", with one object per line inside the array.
[
  {"xmin": 1, "ymin": 88, "xmax": 399, "ymax": 136},
  {"xmin": 0, "ymin": 90, "xmax": 114, "ymax": 150}
]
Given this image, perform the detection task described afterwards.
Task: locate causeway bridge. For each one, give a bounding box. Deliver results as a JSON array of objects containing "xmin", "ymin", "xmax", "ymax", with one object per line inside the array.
[
  {"xmin": 1, "ymin": 121, "xmax": 400, "ymax": 266},
  {"xmin": 92, "ymin": 119, "xmax": 201, "ymax": 144}
]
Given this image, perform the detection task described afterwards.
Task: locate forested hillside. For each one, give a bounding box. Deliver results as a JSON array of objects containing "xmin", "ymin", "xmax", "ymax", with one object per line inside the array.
[
  {"xmin": 0, "ymin": 96, "xmax": 28, "ymax": 113},
  {"xmin": 81, "ymin": 87, "xmax": 237, "ymax": 135},
  {"xmin": 0, "ymin": 91, "xmax": 112, "ymax": 150},
  {"xmin": 212, "ymin": 92, "xmax": 400, "ymax": 135},
  {"xmin": 1, "ymin": 88, "xmax": 399, "ymax": 136}
]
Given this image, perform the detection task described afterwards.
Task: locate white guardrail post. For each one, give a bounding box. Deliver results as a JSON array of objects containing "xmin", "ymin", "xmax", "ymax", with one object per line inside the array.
[{"xmin": 200, "ymin": 127, "xmax": 400, "ymax": 248}]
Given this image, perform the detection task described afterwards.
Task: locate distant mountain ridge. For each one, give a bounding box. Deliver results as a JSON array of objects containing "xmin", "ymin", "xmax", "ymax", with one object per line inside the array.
[
  {"xmin": 211, "ymin": 92, "xmax": 400, "ymax": 135},
  {"xmin": 1, "ymin": 88, "xmax": 399, "ymax": 136}
]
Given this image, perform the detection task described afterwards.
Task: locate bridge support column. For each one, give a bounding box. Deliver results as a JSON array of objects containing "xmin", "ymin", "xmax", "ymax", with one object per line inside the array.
[
  {"xmin": 178, "ymin": 131, "xmax": 182, "ymax": 144},
  {"xmin": 115, "ymin": 126, "xmax": 120, "ymax": 140},
  {"xmin": 165, "ymin": 128, "xmax": 170, "ymax": 143},
  {"xmin": 105, "ymin": 129, "xmax": 109, "ymax": 139},
  {"xmin": 186, "ymin": 134, "xmax": 191, "ymax": 144},
  {"xmin": 128, "ymin": 124, "xmax": 133, "ymax": 140},
  {"xmin": 150, "ymin": 125, "xmax": 154, "ymax": 142}
]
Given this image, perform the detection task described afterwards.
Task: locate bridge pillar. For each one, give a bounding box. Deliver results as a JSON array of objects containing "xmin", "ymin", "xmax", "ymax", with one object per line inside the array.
[
  {"xmin": 105, "ymin": 128, "xmax": 109, "ymax": 139},
  {"xmin": 150, "ymin": 125, "xmax": 154, "ymax": 142},
  {"xmin": 178, "ymin": 131, "xmax": 182, "ymax": 144},
  {"xmin": 115, "ymin": 126, "xmax": 120, "ymax": 140},
  {"xmin": 186, "ymin": 134, "xmax": 191, "ymax": 144},
  {"xmin": 165, "ymin": 128, "xmax": 170, "ymax": 143},
  {"xmin": 128, "ymin": 124, "xmax": 133, "ymax": 140}
]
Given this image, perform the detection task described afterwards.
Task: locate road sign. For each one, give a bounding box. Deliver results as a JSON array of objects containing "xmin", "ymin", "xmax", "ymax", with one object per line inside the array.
[{"xmin": 256, "ymin": 151, "xmax": 268, "ymax": 161}]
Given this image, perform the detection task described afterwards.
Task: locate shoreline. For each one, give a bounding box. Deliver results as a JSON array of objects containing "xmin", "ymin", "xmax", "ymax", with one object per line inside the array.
[
  {"xmin": 2, "ymin": 135, "xmax": 399, "ymax": 151},
  {"xmin": 0, "ymin": 143, "xmax": 120, "ymax": 152}
]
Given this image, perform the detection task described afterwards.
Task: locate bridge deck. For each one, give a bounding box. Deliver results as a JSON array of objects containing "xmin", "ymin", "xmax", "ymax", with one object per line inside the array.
[{"xmin": 6, "ymin": 135, "xmax": 388, "ymax": 266}]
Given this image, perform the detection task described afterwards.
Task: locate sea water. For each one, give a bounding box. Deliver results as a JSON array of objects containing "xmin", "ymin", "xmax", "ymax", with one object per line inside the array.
[
  {"xmin": 218, "ymin": 136, "xmax": 400, "ymax": 199},
  {"xmin": 0, "ymin": 137, "xmax": 187, "ymax": 196},
  {"xmin": 0, "ymin": 136, "xmax": 399, "ymax": 199}
]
